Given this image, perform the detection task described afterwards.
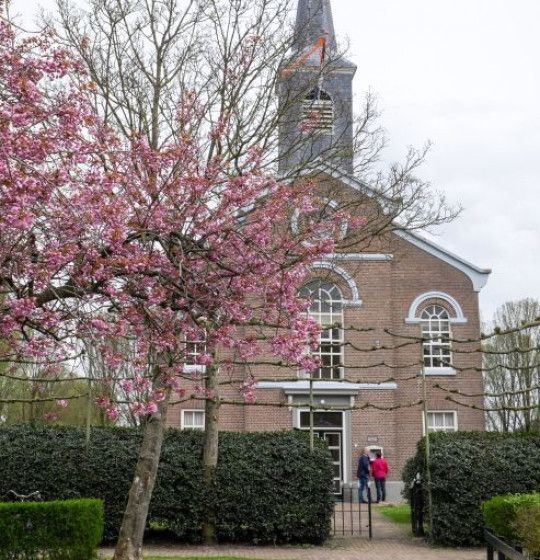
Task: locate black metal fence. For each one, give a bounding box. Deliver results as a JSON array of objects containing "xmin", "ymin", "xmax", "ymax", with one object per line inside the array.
[
  {"xmin": 332, "ymin": 485, "xmax": 372, "ymax": 538},
  {"xmin": 410, "ymin": 477, "xmax": 425, "ymax": 537},
  {"xmin": 485, "ymin": 530, "xmax": 530, "ymax": 560}
]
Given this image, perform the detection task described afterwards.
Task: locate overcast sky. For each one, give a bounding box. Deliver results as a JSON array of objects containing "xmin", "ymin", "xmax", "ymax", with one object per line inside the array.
[
  {"xmin": 11, "ymin": 0, "xmax": 540, "ymax": 320},
  {"xmin": 331, "ymin": 0, "xmax": 540, "ymax": 321}
]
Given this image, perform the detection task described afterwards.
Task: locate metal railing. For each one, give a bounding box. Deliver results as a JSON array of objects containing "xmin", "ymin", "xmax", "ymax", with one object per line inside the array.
[
  {"xmin": 410, "ymin": 478, "xmax": 425, "ymax": 537},
  {"xmin": 332, "ymin": 484, "xmax": 372, "ymax": 538},
  {"xmin": 485, "ymin": 530, "xmax": 528, "ymax": 560}
]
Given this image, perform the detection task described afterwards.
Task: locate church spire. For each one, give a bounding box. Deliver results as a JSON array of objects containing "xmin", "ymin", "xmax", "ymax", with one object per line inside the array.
[
  {"xmin": 278, "ymin": 0, "xmax": 357, "ymax": 175},
  {"xmin": 293, "ymin": 0, "xmax": 337, "ymax": 55}
]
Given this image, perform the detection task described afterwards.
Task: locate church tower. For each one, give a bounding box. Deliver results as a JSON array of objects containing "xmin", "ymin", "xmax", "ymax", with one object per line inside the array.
[{"xmin": 278, "ymin": 0, "xmax": 357, "ymax": 175}]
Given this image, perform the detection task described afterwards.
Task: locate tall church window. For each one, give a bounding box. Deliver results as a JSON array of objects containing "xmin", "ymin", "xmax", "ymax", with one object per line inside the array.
[
  {"xmin": 421, "ymin": 305, "xmax": 452, "ymax": 369},
  {"xmin": 299, "ymin": 280, "xmax": 344, "ymax": 379},
  {"xmin": 301, "ymin": 89, "xmax": 334, "ymax": 133}
]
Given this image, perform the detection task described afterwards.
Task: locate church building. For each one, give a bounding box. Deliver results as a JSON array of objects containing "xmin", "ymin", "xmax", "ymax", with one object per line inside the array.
[{"xmin": 168, "ymin": 0, "xmax": 491, "ymax": 499}]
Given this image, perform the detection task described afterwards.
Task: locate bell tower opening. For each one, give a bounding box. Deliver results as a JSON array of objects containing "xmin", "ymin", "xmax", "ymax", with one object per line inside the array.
[{"xmin": 301, "ymin": 89, "xmax": 334, "ymax": 134}]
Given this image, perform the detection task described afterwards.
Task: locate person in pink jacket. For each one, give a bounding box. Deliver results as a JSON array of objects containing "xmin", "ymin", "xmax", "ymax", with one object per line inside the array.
[{"xmin": 371, "ymin": 451, "xmax": 389, "ymax": 503}]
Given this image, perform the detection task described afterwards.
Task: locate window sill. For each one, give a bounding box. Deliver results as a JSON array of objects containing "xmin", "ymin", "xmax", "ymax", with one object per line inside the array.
[
  {"xmin": 183, "ymin": 365, "xmax": 207, "ymax": 374},
  {"xmin": 424, "ymin": 367, "xmax": 456, "ymax": 376}
]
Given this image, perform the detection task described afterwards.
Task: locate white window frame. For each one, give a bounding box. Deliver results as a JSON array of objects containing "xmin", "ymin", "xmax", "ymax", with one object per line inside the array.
[
  {"xmin": 181, "ymin": 409, "xmax": 205, "ymax": 430},
  {"xmin": 423, "ymin": 411, "xmax": 458, "ymax": 434},
  {"xmin": 299, "ymin": 281, "xmax": 344, "ymax": 380},
  {"xmin": 295, "ymin": 408, "xmax": 347, "ymax": 487},
  {"xmin": 421, "ymin": 304, "xmax": 455, "ymax": 376},
  {"xmin": 183, "ymin": 333, "xmax": 207, "ymax": 374}
]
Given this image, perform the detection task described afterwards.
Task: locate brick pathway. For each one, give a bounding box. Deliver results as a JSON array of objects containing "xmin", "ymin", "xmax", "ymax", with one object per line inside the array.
[{"xmin": 100, "ymin": 507, "xmax": 485, "ymax": 560}]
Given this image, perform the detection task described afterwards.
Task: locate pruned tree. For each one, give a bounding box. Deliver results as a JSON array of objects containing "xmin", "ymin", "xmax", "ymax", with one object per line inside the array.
[{"xmin": 484, "ymin": 299, "xmax": 540, "ymax": 432}]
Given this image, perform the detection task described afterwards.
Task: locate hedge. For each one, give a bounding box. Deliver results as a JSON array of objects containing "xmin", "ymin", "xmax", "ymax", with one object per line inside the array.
[
  {"xmin": 483, "ymin": 493, "xmax": 540, "ymax": 544},
  {"xmin": 0, "ymin": 426, "xmax": 334, "ymax": 544},
  {"xmin": 515, "ymin": 503, "xmax": 540, "ymax": 557},
  {"xmin": 402, "ymin": 431, "xmax": 540, "ymax": 546},
  {"xmin": 0, "ymin": 498, "xmax": 103, "ymax": 560}
]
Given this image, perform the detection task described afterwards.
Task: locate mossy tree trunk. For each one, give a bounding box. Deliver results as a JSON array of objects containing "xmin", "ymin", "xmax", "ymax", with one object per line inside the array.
[
  {"xmin": 201, "ymin": 364, "xmax": 220, "ymax": 543},
  {"xmin": 113, "ymin": 388, "xmax": 170, "ymax": 560}
]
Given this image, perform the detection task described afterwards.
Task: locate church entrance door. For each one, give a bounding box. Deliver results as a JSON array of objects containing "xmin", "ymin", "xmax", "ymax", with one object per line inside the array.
[{"xmin": 298, "ymin": 410, "xmax": 344, "ymax": 495}]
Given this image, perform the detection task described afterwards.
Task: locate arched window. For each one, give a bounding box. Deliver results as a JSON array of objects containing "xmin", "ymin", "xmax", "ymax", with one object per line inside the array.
[
  {"xmin": 421, "ymin": 305, "xmax": 452, "ymax": 369},
  {"xmin": 299, "ymin": 280, "xmax": 344, "ymax": 379},
  {"xmin": 301, "ymin": 89, "xmax": 334, "ymax": 133}
]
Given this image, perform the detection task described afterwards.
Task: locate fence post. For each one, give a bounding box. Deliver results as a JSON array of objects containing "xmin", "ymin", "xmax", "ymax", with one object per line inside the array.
[{"xmin": 367, "ymin": 486, "xmax": 373, "ymax": 540}]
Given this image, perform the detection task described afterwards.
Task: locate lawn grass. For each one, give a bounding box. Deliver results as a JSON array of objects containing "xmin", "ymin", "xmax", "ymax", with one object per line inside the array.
[{"xmin": 378, "ymin": 504, "xmax": 411, "ymax": 525}]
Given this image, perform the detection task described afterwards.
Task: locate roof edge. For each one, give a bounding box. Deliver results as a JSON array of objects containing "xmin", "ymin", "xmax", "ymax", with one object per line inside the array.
[
  {"xmin": 395, "ymin": 230, "xmax": 491, "ymax": 292},
  {"xmin": 286, "ymin": 162, "xmax": 492, "ymax": 292}
]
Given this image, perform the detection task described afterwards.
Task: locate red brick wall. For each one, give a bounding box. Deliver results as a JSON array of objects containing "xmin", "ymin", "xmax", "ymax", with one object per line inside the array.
[{"xmin": 167, "ymin": 180, "xmax": 487, "ymax": 484}]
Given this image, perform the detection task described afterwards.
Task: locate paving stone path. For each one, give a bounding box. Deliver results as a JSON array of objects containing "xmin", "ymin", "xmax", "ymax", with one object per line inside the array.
[{"xmin": 100, "ymin": 507, "xmax": 485, "ymax": 560}]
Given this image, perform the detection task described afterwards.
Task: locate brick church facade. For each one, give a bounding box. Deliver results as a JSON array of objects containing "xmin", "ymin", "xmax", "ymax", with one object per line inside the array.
[{"xmin": 167, "ymin": 0, "xmax": 490, "ymax": 498}]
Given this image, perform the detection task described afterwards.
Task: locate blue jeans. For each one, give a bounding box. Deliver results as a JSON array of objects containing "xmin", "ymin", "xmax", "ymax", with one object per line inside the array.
[
  {"xmin": 375, "ymin": 478, "xmax": 386, "ymax": 502},
  {"xmin": 358, "ymin": 476, "xmax": 369, "ymax": 502}
]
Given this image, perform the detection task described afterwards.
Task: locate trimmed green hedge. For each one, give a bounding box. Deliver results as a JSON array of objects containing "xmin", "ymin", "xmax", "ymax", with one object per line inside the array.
[
  {"xmin": 0, "ymin": 426, "xmax": 333, "ymax": 544},
  {"xmin": 483, "ymin": 493, "xmax": 540, "ymax": 544},
  {"xmin": 0, "ymin": 499, "xmax": 103, "ymax": 560},
  {"xmin": 403, "ymin": 431, "xmax": 540, "ymax": 546},
  {"xmin": 515, "ymin": 504, "xmax": 540, "ymax": 556}
]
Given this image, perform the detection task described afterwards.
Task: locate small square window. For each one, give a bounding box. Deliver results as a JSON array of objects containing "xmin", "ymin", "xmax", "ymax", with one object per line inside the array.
[
  {"xmin": 182, "ymin": 410, "xmax": 205, "ymax": 430},
  {"xmin": 425, "ymin": 411, "xmax": 457, "ymax": 433}
]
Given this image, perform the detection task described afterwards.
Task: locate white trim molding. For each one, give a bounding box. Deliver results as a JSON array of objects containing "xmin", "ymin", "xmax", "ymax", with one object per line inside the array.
[
  {"xmin": 406, "ymin": 291, "xmax": 468, "ymax": 325},
  {"xmin": 311, "ymin": 261, "xmax": 362, "ymax": 307},
  {"xmin": 325, "ymin": 253, "xmax": 393, "ymax": 262},
  {"xmin": 395, "ymin": 230, "xmax": 491, "ymax": 292},
  {"xmin": 424, "ymin": 366, "xmax": 456, "ymax": 376},
  {"xmin": 256, "ymin": 381, "xmax": 398, "ymax": 395}
]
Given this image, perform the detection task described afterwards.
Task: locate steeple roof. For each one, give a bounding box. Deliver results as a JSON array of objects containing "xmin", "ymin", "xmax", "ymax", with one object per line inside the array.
[
  {"xmin": 292, "ymin": 0, "xmax": 356, "ymax": 69},
  {"xmin": 294, "ymin": 0, "xmax": 337, "ymax": 53}
]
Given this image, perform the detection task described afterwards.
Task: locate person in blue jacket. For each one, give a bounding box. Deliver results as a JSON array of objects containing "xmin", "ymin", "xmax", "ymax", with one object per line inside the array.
[{"xmin": 357, "ymin": 447, "xmax": 371, "ymax": 503}]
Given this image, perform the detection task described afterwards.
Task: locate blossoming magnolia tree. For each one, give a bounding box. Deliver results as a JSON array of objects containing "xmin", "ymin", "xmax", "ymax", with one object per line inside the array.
[{"xmin": 0, "ymin": 8, "xmax": 353, "ymax": 559}]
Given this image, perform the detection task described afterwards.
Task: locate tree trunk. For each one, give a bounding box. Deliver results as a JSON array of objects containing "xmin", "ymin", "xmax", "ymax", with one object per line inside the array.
[
  {"xmin": 113, "ymin": 395, "xmax": 170, "ymax": 560},
  {"xmin": 201, "ymin": 364, "xmax": 220, "ymax": 544}
]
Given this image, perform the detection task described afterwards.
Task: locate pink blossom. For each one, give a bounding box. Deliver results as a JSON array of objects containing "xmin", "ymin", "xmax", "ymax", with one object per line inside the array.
[
  {"xmin": 90, "ymin": 318, "xmax": 109, "ymax": 332},
  {"xmin": 145, "ymin": 402, "xmax": 158, "ymax": 415},
  {"xmin": 152, "ymin": 389, "xmax": 166, "ymax": 403},
  {"xmin": 0, "ymin": 8, "xmax": 356, "ymax": 429},
  {"xmin": 120, "ymin": 379, "xmax": 134, "ymax": 393},
  {"xmin": 56, "ymin": 399, "xmax": 68, "ymax": 408},
  {"xmin": 95, "ymin": 395, "xmax": 111, "ymax": 410},
  {"xmin": 106, "ymin": 407, "xmax": 120, "ymax": 421}
]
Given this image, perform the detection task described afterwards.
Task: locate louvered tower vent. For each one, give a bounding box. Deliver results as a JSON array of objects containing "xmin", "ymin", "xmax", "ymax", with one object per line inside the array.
[{"xmin": 301, "ymin": 89, "xmax": 334, "ymax": 133}]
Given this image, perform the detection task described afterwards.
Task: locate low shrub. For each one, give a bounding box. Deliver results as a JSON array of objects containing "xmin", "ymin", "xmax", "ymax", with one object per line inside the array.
[
  {"xmin": 403, "ymin": 431, "xmax": 540, "ymax": 546},
  {"xmin": 483, "ymin": 493, "xmax": 540, "ymax": 544},
  {"xmin": 0, "ymin": 426, "xmax": 333, "ymax": 544},
  {"xmin": 0, "ymin": 498, "xmax": 103, "ymax": 560},
  {"xmin": 515, "ymin": 503, "xmax": 540, "ymax": 557}
]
